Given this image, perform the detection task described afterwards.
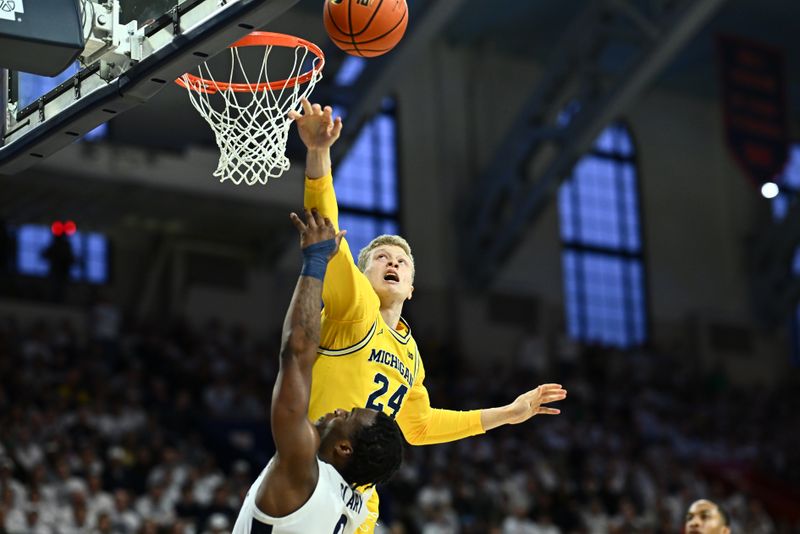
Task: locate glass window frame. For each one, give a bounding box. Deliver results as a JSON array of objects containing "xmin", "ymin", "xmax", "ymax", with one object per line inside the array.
[
  {"xmin": 14, "ymin": 224, "xmax": 111, "ymax": 285},
  {"xmin": 558, "ymin": 122, "xmax": 648, "ymax": 349},
  {"xmin": 335, "ymin": 98, "xmax": 401, "ymax": 258}
]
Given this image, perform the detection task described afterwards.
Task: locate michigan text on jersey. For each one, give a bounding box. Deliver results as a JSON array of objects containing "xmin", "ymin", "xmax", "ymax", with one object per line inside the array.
[{"xmin": 367, "ymin": 349, "xmax": 414, "ymax": 387}]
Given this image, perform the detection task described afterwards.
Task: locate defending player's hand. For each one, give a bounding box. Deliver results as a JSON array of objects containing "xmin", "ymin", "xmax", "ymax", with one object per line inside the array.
[
  {"xmin": 288, "ymin": 98, "xmax": 343, "ymax": 150},
  {"xmin": 290, "ymin": 208, "xmax": 345, "ymax": 259},
  {"xmin": 504, "ymin": 383, "xmax": 567, "ymax": 425}
]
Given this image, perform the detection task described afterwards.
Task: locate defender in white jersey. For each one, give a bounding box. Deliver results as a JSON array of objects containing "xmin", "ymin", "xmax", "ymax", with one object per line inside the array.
[
  {"xmin": 235, "ymin": 458, "xmax": 371, "ymax": 533},
  {"xmin": 232, "ymin": 209, "xmax": 404, "ymax": 534}
]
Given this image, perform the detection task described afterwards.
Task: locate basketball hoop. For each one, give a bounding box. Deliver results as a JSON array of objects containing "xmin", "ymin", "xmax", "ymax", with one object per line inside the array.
[{"xmin": 176, "ymin": 32, "xmax": 324, "ymax": 186}]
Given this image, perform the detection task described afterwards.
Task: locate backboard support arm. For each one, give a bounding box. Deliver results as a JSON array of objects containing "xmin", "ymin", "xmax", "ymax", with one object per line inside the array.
[
  {"xmin": 0, "ymin": 0, "xmax": 301, "ymax": 175},
  {"xmin": 0, "ymin": 69, "xmax": 7, "ymax": 148}
]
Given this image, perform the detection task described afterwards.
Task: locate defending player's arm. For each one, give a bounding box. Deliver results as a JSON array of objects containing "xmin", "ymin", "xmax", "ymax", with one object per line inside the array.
[
  {"xmin": 289, "ymin": 99, "xmax": 380, "ymax": 329},
  {"xmin": 254, "ymin": 209, "xmax": 343, "ymax": 517},
  {"xmin": 397, "ymin": 362, "xmax": 567, "ymax": 445}
]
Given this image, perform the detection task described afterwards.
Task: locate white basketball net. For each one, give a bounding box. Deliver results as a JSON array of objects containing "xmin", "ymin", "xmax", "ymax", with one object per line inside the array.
[{"xmin": 179, "ymin": 44, "xmax": 322, "ymax": 186}]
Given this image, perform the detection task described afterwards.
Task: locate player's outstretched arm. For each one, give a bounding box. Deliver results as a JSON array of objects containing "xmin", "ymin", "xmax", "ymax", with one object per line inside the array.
[
  {"xmin": 289, "ymin": 98, "xmax": 343, "ymax": 179},
  {"xmin": 479, "ymin": 383, "xmax": 567, "ymax": 431},
  {"xmin": 291, "ymin": 100, "xmax": 378, "ymax": 326},
  {"xmin": 254, "ymin": 209, "xmax": 344, "ymax": 517},
  {"xmin": 398, "ymin": 378, "xmax": 567, "ymax": 445}
]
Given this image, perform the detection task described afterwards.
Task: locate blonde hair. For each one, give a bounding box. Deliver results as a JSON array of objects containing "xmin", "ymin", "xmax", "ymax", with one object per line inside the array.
[{"xmin": 357, "ymin": 235, "xmax": 415, "ymax": 280}]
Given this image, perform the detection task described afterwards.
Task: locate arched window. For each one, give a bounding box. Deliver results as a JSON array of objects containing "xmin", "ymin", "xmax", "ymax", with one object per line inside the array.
[
  {"xmin": 558, "ymin": 123, "xmax": 647, "ymax": 348},
  {"xmin": 335, "ymin": 98, "xmax": 400, "ymax": 257}
]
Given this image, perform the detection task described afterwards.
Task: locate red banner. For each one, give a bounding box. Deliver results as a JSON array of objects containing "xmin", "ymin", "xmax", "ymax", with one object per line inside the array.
[{"xmin": 718, "ymin": 36, "xmax": 789, "ymax": 185}]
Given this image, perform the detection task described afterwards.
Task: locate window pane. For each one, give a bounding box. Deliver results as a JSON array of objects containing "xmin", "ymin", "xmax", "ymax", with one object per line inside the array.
[
  {"xmin": 85, "ymin": 234, "xmax": 109, "ymax": 284},
  {"xmin": 377, "ymin": 115, "xmax": 398, "ymax": 213},
  {"xmin": 338, "ymin": 214, "xmax": 399, "ymax": 264},
  {"xmin": 15, "ymin": 224, "xmax": 109, "ymax": 284},
  {"xmin": 336, "ymin": 124, "xmax": 376, "ymax": 209},
  {"xmin": 594, "ymin": 128, "xmax": 616, "ymax": 154},
  {"xmin": 558, "ymin": 180, "xmax": 575, "ymax": 241},
  {"xmin": 18, "ymin": 225, "xmax": 51, "ymax": 276},
  {"xmin": 563, "ymin": 251, "xmax": 646, "ymax": 348},
  {"xmin": 565, "ymin": 155, "xmax": 641, "ymax": 251},
  {"xmin": 780, "ymin": 145, "xmax": 800, "ymax": 189},
  {"xmin": 562, "ymin": 250, "xmax": 581, "ymax": 339},
  {"xmin": 594, "ymin": 124, "xmax": 634, "ymax": 157},
  {"xmin": 772, "ymin": 194, "xmax": 790, "ymax": 220},
  {"xmin": 618, "ymin": 127, "xmax": 634, "ymax": 157},
  {"xmin": 336, "ymin": 111, "xmax": 398, "ymax": 214}
]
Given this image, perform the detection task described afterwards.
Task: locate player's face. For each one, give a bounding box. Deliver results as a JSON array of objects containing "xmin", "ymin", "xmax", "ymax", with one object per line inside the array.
[
  {"xmin": 363, "ymin": 245, "xmax": 414, "ymax": 303},
  {"xmin": 685, "ymin": 500, "xmax": 730, "ymax": 534},
  {"xmin": 315, "ymin": 408, "xmax": 377, "ymax": 442},
  {"xmin": 314, "ymin": 408, "xmax": 347, "ymax": 437}
]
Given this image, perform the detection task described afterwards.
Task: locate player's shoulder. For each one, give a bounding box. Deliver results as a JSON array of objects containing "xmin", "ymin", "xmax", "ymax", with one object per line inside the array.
[{"xmin": 382, "ymin": 315, "xmax": 414, "ymax": 346}]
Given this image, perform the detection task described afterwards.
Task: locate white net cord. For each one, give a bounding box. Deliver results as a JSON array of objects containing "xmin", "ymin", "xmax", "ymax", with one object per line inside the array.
[{"xmin": 180, "ymin": 44, "xmax": 322, "ymax": 185}]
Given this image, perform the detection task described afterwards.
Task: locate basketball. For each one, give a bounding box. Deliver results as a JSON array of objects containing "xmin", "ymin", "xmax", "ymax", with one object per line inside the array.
[{"xmin": 323, "ymin": 0, "xmax": 408, "ymax": 58}]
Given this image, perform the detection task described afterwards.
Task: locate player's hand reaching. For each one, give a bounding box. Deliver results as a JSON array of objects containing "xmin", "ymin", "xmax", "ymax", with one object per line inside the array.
[
  {"xmin": 290, "ymin": 208, "xmax": 345, "ymax": 259},
  {"xmin": 288, "ymin": 98, "xmax": 343, "ymax": 150},
  {"xmin": 503, "ymin": 383, "xmax": 567, "ymax": 425}
]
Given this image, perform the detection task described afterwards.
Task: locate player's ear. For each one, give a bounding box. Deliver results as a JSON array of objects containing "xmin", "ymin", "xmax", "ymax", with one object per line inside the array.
[
  {"xmin": 407, "ymin": 285, "xmax": 414, "ymax": 301},
  {"xmin": 721, "ymin": 528, "xmax": 731, "ymax": 534},
  {"xmin": 335, "ymin": 440, "xmax": 353, "ymax": 459}
]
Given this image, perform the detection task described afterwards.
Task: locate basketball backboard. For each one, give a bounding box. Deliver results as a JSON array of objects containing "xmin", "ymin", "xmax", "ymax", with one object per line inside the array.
[
  {"xmin": 120, "ymin": 1, "xmax": 187, "ymax": 26},
  {"xmin": 0, "ymin": 0, "xmax": 302, "ymax": 175}
]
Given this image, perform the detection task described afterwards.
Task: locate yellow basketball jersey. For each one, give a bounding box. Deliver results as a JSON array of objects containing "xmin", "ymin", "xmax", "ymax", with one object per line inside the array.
[
  {"xmin": 305, "ymin": 173, "xmax": 484, "ymax": 445},
  {"xmin": 309, "ymin": 313, "xmax": 421, "ymax": 422}
]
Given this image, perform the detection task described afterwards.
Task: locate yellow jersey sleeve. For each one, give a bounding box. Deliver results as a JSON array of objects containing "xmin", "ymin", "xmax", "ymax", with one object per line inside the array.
[
  {"xmin": 304, "ymin": 173, "xmax": 380, "ymax": 347},
  {"xmin": 396, "ymin": 358, "xmax": 484, "ymax": 445}
]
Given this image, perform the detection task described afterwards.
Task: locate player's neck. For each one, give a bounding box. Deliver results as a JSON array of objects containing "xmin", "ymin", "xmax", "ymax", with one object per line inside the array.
[{"xmin": 379, "ymin": 302, "xmax": 404, "ymax": 331}]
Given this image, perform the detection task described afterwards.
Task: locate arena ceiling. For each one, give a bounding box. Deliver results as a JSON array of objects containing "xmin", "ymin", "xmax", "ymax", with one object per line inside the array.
[
  {"xmin": 3, "ymin": 0, "xmax": 800, "ymax": 250},
  {"xmin": 435, "ymin": 0, "xmax": 800, "ymax": 112},
  {"xmin": 114, "ymin": 0, "xmax": 800, "ymax": 151}
]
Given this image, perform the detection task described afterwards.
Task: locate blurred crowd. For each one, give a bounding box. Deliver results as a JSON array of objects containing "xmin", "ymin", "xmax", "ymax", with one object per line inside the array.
[
  {"xmin": 384, "ymin": 336, "xmax": 800, "ymax": 533},
  {"xmin": 0, "ymin": 314, "xmax": 798, "ymax": 534}
]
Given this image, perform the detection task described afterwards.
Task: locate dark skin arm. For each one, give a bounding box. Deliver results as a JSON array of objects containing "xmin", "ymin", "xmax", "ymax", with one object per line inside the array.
[{"xmin": 255, "ymin": 209, "xmax": 344, "ymax": 517}]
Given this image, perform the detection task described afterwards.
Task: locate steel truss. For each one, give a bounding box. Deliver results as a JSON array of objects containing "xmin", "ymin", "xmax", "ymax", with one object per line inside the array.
[{"xmin": 461, "ymin": 0, "xmax": 727, "ymax": 286}]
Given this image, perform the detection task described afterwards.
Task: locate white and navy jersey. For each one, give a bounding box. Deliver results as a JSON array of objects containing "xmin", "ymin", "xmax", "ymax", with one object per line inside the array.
[{"xmin": 232, "ymin": 457, "xmax": 369, "ymax": 534}]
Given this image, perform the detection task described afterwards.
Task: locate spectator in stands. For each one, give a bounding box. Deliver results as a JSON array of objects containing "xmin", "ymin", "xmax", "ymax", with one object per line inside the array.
[{"xmin": 111, "ymin": 489, "xmax": 141, "ymax": 533}]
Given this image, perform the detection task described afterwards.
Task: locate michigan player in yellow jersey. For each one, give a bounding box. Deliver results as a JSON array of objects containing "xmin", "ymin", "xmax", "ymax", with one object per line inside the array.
[{"xmin": 288, "ymin": 99, "xmax": 568, "ymax": 533}]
